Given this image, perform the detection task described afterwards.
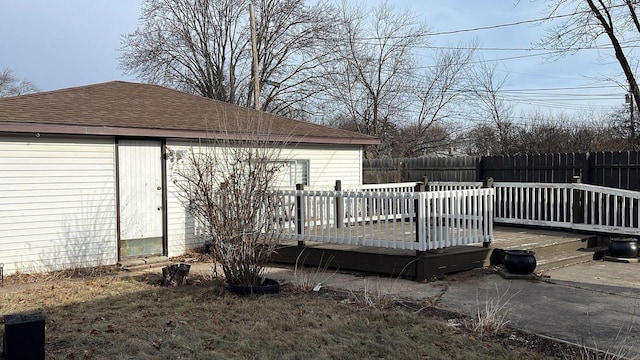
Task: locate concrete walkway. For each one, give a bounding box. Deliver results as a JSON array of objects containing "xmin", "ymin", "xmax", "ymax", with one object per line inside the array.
[
  {"xmin": 185, "ymin": 260, "xmax": 640, "ymax": 358},
  {"xmin": 439, "ymin": 263, "xmax": 640, "ymax": 358}
]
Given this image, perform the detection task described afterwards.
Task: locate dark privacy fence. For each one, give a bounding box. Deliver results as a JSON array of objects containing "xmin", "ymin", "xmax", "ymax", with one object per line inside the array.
[{"xmin": 363, "ymin": 151, "xmax": 640, "ymax": 191}]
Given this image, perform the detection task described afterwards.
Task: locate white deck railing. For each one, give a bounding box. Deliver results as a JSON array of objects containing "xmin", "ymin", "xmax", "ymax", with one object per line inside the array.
[
  {"xmin": 272, "ymin": 188, "xmax": 494, "ymax": 251},
  {"xmin": 494, "ymin": 182, "xmax": 573, "ymax": 229},
  {"xmin": 427, "ymin": 181, "xmax": 483, "ymax": 192},
  {"xmin": 360, "ymin": 181, "xmax": 483, "ymax": 192},
  {"xmin": 361, "ymin": 182, "xmax": 418, "ymax": 193},
  {"xmin": 494, "ymin": 182, "xmax": 640, "ymax": 236},
  {"xmin": 574, "ymin": 183, "xmax": 640, "ymax": 236},
  {"xmin": 269, "ymin": 181, "xmax": 640, "ymax": 252}
]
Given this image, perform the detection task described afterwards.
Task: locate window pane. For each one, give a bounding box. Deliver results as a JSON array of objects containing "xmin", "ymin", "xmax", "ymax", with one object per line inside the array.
[
  {"xmin": 271, "ymin": 159, "xmax": 308, "ymax": 187},
  {"xmin": 295, "ymin": 160, "xmax": 308, "ymax": 185}
]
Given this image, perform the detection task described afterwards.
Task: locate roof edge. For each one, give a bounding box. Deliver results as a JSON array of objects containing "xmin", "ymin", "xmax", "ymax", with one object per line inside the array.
[{"xmin": 0, "ymin": 122, "xmax": 381, "ymax": 146}]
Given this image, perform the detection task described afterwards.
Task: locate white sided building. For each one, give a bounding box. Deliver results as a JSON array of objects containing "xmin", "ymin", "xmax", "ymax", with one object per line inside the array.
[{"xmin": 0, "ymin": 81, "xmax": 378, "ymax": 275}]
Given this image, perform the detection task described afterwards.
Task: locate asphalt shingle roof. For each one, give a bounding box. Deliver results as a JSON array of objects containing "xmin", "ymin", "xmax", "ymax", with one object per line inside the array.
[{"xmin": 0, "ymin": 81, "xmax": 379, "ymax": 145}]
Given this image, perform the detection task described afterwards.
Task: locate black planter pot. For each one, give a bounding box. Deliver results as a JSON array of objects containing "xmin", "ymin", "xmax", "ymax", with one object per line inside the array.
[
  {"xmin": 224, "ymin": 278, "xmax": 280, "ymax": 296},
  {"xmin": 504, "ymin": 250, "xmax": 537, "ymax": 275},
  {"xmin": 609, "ymin": 238, "xmax": 639, "ymax": 258}
]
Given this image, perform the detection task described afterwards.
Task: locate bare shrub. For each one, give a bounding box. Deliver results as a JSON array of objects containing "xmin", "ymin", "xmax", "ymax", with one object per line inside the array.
[
  {"xmin": 291, "ymin": 250, "xmax": 336, "ymax": 292},
  {"xmin": 171, "ymin": 118, "xmax": 290, "ymax": 286},
  {"xmin": 465, "ymin": 284, "xmax": 517, "ymax": 337},
  {"xmin": 348, "ymin": 278, "xmax": 396, "ymax": 310}
]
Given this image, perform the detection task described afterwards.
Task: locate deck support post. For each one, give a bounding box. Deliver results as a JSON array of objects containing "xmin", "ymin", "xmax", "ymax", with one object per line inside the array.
[
  {"xmin": 334, "ymin": 180, "xmax": 343, "ymax": 228},
  {"xmin": 572, "ymin": 176, "xmax": 583, "ymax": 225},
  {"xmin": 415, "ymin": 250, "xmax": 427, "ymax": 282},
  {"xmin": 296, "ymin": 184, "xmax": 305, "ymax": 247},
  {"xmin": 482, "ymin": 177, "xmax": 494, "ymax": 248}
]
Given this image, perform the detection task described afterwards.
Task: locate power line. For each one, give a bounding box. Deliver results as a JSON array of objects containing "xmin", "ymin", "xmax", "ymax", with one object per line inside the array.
[
  {"xmin": 501, "ymin": 85, "xmax": 622, "ymax": 92},
  {"xmin": 425, "ymin": 40, "xmax": 640, "ymax": 52},
  {"xmin": 423, "ymin": 11, "xmax": 580, "ymax": 36},
  {"xmin": 348, "ymin": 3, "xmax": 628, "ymax": 39}
]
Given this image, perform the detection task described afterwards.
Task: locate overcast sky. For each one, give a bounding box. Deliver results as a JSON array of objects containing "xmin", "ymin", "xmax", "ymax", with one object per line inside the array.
[{"xmin": 0, "ymin": 1, "xmax": 628, "ymax": 118}]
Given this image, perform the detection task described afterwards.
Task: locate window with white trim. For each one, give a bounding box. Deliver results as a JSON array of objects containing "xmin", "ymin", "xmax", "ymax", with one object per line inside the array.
[{"xmin": 272, "ymin": 159, "xmax": 309, "ymax": 187}]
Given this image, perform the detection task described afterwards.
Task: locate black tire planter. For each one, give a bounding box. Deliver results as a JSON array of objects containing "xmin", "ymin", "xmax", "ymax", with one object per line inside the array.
[
  {"xmin": 504, "ymin": 250, "xmax": 537, "ymax": 275},
  {"xmin": 224, "ymin": 278, "xmax": 280, "ymax": 296},
  {"xmin": 609, "ymin": 238, "xmax": 639, "ymax": 258}
]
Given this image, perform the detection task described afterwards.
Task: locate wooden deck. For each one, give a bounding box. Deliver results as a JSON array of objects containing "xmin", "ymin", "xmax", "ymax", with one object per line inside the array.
[{"xmin": 272, "ymin": 226, "xmax": 597, "ymax": 281}]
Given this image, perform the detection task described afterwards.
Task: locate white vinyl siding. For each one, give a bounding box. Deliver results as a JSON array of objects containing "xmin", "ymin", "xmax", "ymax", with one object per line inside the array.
[
  {"xmin": 164, "ymin": 140, "xmax": 362, "ymax": 256},
  {"xmin": 0, "ymin": 136, "xmax": 117, "ymax": 275},
  {"xmin": 285, "ymin": 144, "xmax": 362, "ymax": 189}
]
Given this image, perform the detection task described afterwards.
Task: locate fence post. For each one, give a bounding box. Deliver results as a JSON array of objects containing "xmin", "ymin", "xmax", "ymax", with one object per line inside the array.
[
  {"xmin": 296, "ymin": 183, "xmax": 305, "ymax": 247},
  {"xmin": 334, "ymin": 180, "xmax": 343, "ymax": 228},
  {"xmin": 482, "ymin": 177, "xmax": 494, "ymax": 248},
  {"xmin": 414, "ymin": 182, "xmax": 427, "ymax": 282},
  {"xmin": 482, "ymin": 176, "xmax": 494, "ymax": 189},
  {"xmin": 422, "ymin": 176, "xmax": 429, "ymax": 191},
  {"xmin": 572, "ymin": 176, "xmax": 583, "ymax": 225},
  {"xmin": 580, "ymin": 153, "xmax": 591, "ymax": 184}
]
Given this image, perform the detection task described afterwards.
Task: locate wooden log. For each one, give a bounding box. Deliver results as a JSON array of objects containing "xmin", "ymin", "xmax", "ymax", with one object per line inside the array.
[{"xmin": 161, "ymin": 263, "xmax": 191, "ymax": 287}]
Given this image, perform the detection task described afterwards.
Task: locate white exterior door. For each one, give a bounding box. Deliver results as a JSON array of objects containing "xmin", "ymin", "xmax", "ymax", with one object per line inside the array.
[{"xmin": 118, "ymin": 140, "xmax": 164, "ymax": 258}]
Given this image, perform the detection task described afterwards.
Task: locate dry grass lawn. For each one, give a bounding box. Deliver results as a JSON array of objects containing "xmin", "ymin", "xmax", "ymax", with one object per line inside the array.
[{"xmin": 0, "ymin": 269, "xmax": 583, "ymax": 359}]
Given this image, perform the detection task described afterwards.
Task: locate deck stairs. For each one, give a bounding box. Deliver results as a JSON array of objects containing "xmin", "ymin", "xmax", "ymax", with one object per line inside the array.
[{"xmin": 488, "ymin": 227, "xmax": 600, "ymax": 272}]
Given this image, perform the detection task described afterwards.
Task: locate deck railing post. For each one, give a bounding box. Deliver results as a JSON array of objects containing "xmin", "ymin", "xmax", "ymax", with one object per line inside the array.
[
  {"xmin": 422, "ymin": 176, "xmax": 429, "ymax": 191},
  {"xmin": 482, "ymin": 177, "xmax": 494, "ymax": 248},
  {"xmin": 482, "ymin": 177, "xmax": 494, "ymax": 189},
  {"xmin": 296, "ymin": 184, "xmax": 305, "ymax": 247},
  {"xmin": 414, "ymin": 182, "xmax": 426, "ymax": 243},
  {"xmin": 334, "ymin": 180, "xmax": 343, "ymax": 228},
  {"xmin": 572, "ymin": 176, "xmax": 583, "ymax": 225},
  {"xmin": 414, "ymin": 182, "xmax": 427, "ymax": 281}
]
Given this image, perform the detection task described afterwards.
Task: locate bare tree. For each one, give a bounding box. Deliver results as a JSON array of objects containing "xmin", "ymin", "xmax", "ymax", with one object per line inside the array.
[
  {"xmin": 407, "ymin": 45, "xmax": 476, "ymax": 156},
  {"xmin": 605, "ymin": 104, "xmax": 640, "ymax": 148},
  {"xmin": 120, "ymin": 0, "xmax": 333, "ymax": 116},
  {"xmin": 0, "ymin": 68, "xmax": 39, "ymax": 97},
  {"xmin": 538, "ymin": 0, "xmax": 640, "ymax": 147},
  {"xmin": 320, "ymin": 1, "xmax": 430, "ymax": 158},
  {"xmin": 392, "ymin": 123, "xmax": 452, "ymax": 157},
  {"xmin": 464, "ymin": 110, "xmax": 628, "ymax": 155},
  {"xmin": 464, "ymin": 123, "xmax": 502, "ymax": 156},
  {"xmin": 469, "ymin": 61, "xmax": 515, "ymax": 155}
]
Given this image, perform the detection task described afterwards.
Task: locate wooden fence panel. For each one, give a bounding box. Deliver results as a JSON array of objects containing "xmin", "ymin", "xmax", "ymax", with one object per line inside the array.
[
  {"xmin": 479, "ymin": 153, "xmax": 585, "ymax": 184},
  {"xmin": 363, "ymin": 156, "xmax": 479, "ymax": 184},
  {"xmin": 589, "ymin": 151, "xmax": 640, "ymax": 191},
  {"xmin": 364, "ymin": 151, "xmax": 640, "ymax": 190}
]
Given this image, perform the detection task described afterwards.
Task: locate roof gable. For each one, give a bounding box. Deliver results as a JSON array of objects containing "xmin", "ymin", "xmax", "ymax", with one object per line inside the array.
[{"xmin": 0, "ymin": 81, "xmax": 379, "ymax": 145}]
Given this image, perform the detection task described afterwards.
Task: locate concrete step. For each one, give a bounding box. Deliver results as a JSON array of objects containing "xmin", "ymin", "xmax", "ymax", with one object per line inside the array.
[
  {"xmin": 500, "ymin": 236, "xmax": 595, "ymax": 258},
  {"xmin": 531, "ymin": 239, "xmax": 588, "ymax": 258},
  {"xmin": 535, "ymin": 251, "xmax": 594, "ymax": 272},
  {"xmin": 118, "ymin": 256, "xmax": 171, "ymax": 271}
]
